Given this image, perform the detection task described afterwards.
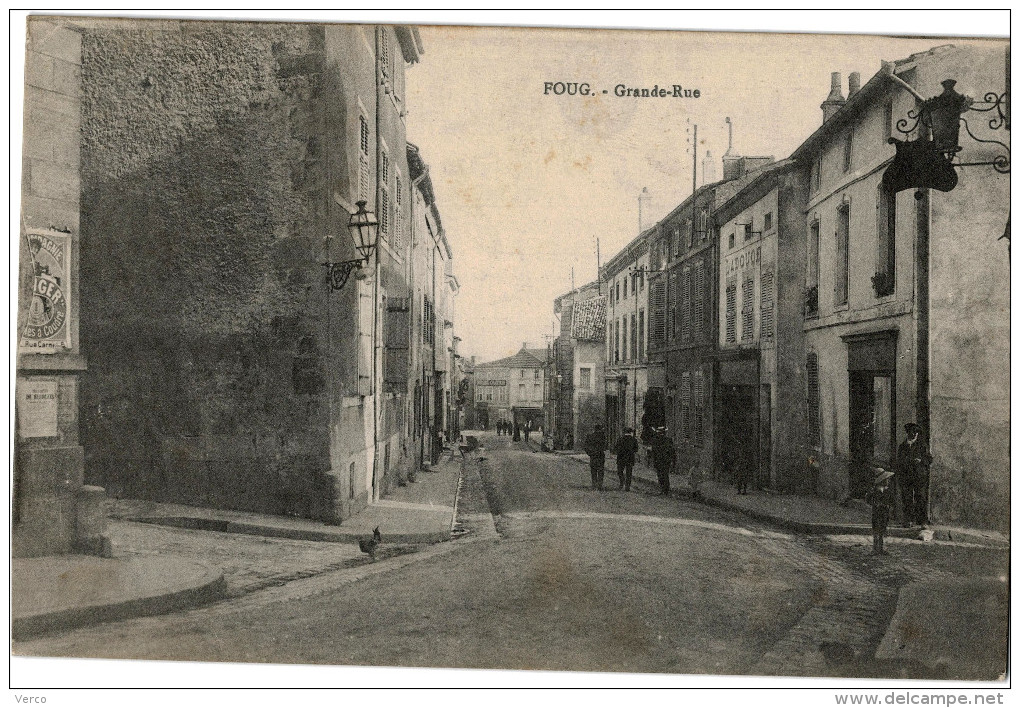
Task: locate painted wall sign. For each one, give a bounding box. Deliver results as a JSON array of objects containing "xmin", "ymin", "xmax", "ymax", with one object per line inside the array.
[
  {"xmin": 18, "ymin": 377, "xmax": 59, "ymax": 438},
  {"xmin": 20, "ymin": 230, "xmax": 72, "ymax": 353},
  {"xmin": 724, "ymin": 244, "xmax": 762, "ymax": 276}
]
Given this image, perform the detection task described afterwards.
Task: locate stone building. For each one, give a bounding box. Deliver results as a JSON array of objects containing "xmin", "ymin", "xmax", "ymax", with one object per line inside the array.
[
  {"xmin": 14, "ymin": 19, "xmax": 108, "ymax": 557},
  {"xmin": 713, "ymin": 159, "xmax": 811, "ymax": 492},
  {"xmin": 643, "ymin": 154, "xmax": 772, "ymax": 485},
  {"xmin": 601, "ymin": 229, "xmax": 652, "ymax": 448},
  {"xmin": 791, "ymin": 43, "xmax": 1010, "ymax": 531},
  {"xmin": 72, "ymin": 18, "xmax": 440, "ymax": 523},
  {"xmin": 551, "ymin": 283, "xmax": 606, "ymax": 450},
  {"xmin": 473, "ymin": 346, "xmax": 549, "ymax": 432}
]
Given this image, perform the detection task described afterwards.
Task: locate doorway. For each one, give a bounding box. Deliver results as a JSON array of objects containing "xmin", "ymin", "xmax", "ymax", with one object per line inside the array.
[
  {"xmin": 717, "ymin": 384, "xmax": 758, "ymax": 489},
  {"xmin": 849, "ymin": 371, "xmax": 896, "ymax": 498}
]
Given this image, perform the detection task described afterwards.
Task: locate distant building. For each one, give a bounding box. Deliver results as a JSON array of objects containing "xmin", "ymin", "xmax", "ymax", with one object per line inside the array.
[
  {"xmin": 551, "ymin": 282, "xmax": 606, "ymax": 450},
  {"xmin": 474, "ymin": 345, "xmax": 549, "ymax": 431}
]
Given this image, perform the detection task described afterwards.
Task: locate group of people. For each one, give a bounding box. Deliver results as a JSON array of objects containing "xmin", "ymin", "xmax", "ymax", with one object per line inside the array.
[
  {"xmin": 583, "ymin": 425, "xmax": 675, "ymax": 495},
  {"xmin": 868, "ymin": 422, "xmax": 933, "ymax": 555},
  {"xmin": 495, "ymin": 419, "xmax": 540, "ymax": 442}
]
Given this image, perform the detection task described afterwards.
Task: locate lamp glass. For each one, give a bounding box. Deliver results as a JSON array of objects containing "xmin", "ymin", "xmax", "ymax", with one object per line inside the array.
[{"xmin": 348, "ymin": 200, "xmax": 379, "ymax": 260}]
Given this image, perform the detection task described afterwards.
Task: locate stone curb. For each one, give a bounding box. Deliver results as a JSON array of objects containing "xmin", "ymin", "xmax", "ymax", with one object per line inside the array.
[
  {"xmin": 125, "ymin": 517, "xmax": 451, "ymax": 546},
  {"xmin": 12, "ymin": 561, "xmax": 227, "ymax": 641}
]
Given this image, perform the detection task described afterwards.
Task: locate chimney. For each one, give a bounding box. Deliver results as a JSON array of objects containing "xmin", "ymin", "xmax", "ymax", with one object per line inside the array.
[
  {"xmin": 522, "ymin": 341, "xmax": 527, "ymax": 351},
  {"xmin": 821, "ymin": 71, "xmax": 846, "ymax": 123},
  {"xmin": 848, "ymin": 72, "xmax": 861, "ymax": 97},
  {"xmin": 702, "ymin": 149, "xmax": 717, "ymax": 184}
]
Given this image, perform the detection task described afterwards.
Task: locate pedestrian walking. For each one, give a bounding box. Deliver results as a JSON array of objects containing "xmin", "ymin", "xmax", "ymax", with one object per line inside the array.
[
  {"xmin": 650, "ymin": 427, "xmax": 675, "ymax": 495},
  {"xmin": 513, "ymin": 422, "xmax": 521, "ymax": 442},
  {"xmin": 866, "ymin": 468, "xmax": 896, "ymax": 555},
  {"xmin": 584, "ymin": 425, "xmax": 607, "ymax": 491},
  {"xmin": 524, "ymin": 420, "xmax": 531, "ymax": 443},
  {"xmin": 613, "ymin": 427, "xmax": 639, "ymax": 491},
  {"xmin": 896, "ymin": 423, "xmax": 932, "ymax": 527}
]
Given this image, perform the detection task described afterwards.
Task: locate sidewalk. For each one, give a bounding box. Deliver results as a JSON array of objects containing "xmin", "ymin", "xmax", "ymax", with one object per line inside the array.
[
  {"xmin": 549, "ymin": 447, "xmax": 1009, "ymax": 549},
  {"xmin": 12, "ymin": 450, "xmax": 464, "ymax": 640}
]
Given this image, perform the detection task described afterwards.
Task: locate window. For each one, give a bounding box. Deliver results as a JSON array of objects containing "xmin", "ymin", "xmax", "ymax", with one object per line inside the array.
[
  {"xmin": 487, "ymin": 393, "xmax": 493, "ymax": 402},
  {"xmin": 875, "ymin": 185, "xmax": 896, "ymax": 296},
  {"xmin": 614, "ymin": 320, "xmax": 620, "ymax": 363},
  {"xmin": 693, "ymin": 261, "xmax": 704, "ymax": 339},
  {"xmin": 680, "ymin": 372, "xmax": 691, "ymax": 441},
  {"xmin": 728, "ymin": 232, "xmax": 735, "ymax": 249},
  {"xmin": 381, "ymin": 150, "xmax": 390, "ymax": 184},
  {"xmin": 616, "ymin": 282, "xmax": 620, "ymax": 302},
  {"xmin": 609, "ymin": 286, "xmax": 614, "ymax": 307},
  {"xmin": 697, "ymin": 209, "xmax": 709, "ymax": 242},
  {"xmin": 630, "ymin": 313, "xmax": 637, "ymax": 360},
  {"xmin": 639, "ymin": 270, "xmax": 645, "ymax": 291},
  {"xmin": 359, "ymin": 116, "xmax": 370, "ymax": 155},
  {"xmin": 672, "ymin": 226, "xmax": 681, "ymax": 259},
  {"xmin": 807, "ymin": 219, "xmax": 820, "ymax": 315},
  {"xmin": 843, "ymin": 128, "xmax": 854, "ymax": 172},
  {"xmin": 725, "ymin": 280, "xmax": 737, "ymax": 344},
  {"xmin": 686, "ymin": 218, "xmax": 695, "ymax": 249},
  {"xmin": 422, "ymin": 295, "xmax": 435, "ymax": 344},
  {"xmin": 638, "ymin": 309, "xmax": 645, "ymax": 361},
  {"xmin": 623, "ymin": 277, "xmax": 628, "ymax": 299},
  {"xmin": 764, "ymin": 212, "xmax": 773, "ymax": 232},
  {"xmin": 667, "ymin": 271, "xmax": 678, "ymax": 342},
  {"xmin": 622, "ymin": 317, "xmax": 628, "ymax": 362},
  {"xmin": 681, "ymin": 266, "xmax": 692, "ymax": 343},
  {"xmin": 649, "ymin": 280, "xmax": 666, "ymax": 347},
  {"xmin": 835, "ymin": 202, "xmax": 850, "ymax": 306},
  {"xmin": 760, "ymin": 269, "xmax": 775, "ymax": 343},
  {"xmin": 520, "ymin": 369, "xmax": 525, "ymax": 378},
  {"xmin": 807, "ymin": 353, "xmax": 821, "ymax": 448},
  {"xmin": 395, "ymin": 175, "xmax": 403, "ymax": 249},
  {"xmin": 743, "ymin": 222, "xmax": 753, "ymax": 241},
  {"xmin": 812, "ymin": 154, "xmax": 821, "ymax": 193},
  {"xmin": 579, "ymin": 367, "xmax": 591, "ymax": 389},
  {"xmin": 358, "ymin": 115, "xmax": 370, "ymax": 203},
  {"xmin": 741, "ymin": 276, "xmax": 754, "ymax": 342},
  {"xmin": 692, "ymin": 371, "xmax": 704, "ymax": 446},
  {"xmin": 534, "ymin": 370, "xmax": 540, "ymax": 380}
]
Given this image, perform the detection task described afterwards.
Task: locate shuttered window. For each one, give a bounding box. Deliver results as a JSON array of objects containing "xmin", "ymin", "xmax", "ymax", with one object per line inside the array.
[
  {"xmin": 693, "ymin": 260, "xmax": 704, "ymax": 341},
  {"xmin": 835, "ymin": 203, "xmax": 850, "ymax": 305},
  {"xmin": 760, "ymin": 269, "xmax": 775, "ymax": 343},
  {"xmin": 630, "ymin": 313, "xmax": 637, "ymax": 360},
  {"xmin": 807, "ymin": 353, "xmax": 821, "ymax": 448},
  {"xmin": 741, "ymin": 277, "xmax": 754, "ymax": 342},
  {"xmin": 680, "ymin": 372, "xmax": 691, "ymax": 441},
  {"xmin": 693, "ymin": 370, "xmax": 704, "ymax": 446},
  {"xmin": 681, "ymin": 267, "xmax": 692, "ymax": 343},
  {"xmin": 650, "ymin": 279, "xmax": 666, "ymax": 347},
  {"xmin": 725, "ymin": 280, "xmax": 737, "ymax": 344},
  {"xmin": 667, "ymin": 271, "xmax": 678, "ymax": 342},
  {"xmin": 394, "ymin": 175, "xmax": 403, "ymax": 250}
]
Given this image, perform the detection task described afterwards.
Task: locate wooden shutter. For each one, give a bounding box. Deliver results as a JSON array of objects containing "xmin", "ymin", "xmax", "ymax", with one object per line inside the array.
[
  {"xmin": 760, "ymin": 269, "xmax": 775, "ymax": 344},
  {"xmin": 694, "ymin": 260, "xmax": 704, "ymax": 341},
  {"xmin": 384, "ymin": 297, "xmax": 410, "ymax": 387},
  {"xmin": 741, "ymin": 276, "xmax": 754, "ymax": 342},
  {"xmin": 650, "ymin": 279, "xmax": 666, "ymax": 346},
  {"xmin": 725, "ymin": 280, "xmax": 737, "ymax": 344},
  {"xmin": 680, "ymin": 372, "xmax": 691, "ymax": 441},
  {"xmin": 807, "ymin": 353, "xmax": 821, "ymax": 448}
]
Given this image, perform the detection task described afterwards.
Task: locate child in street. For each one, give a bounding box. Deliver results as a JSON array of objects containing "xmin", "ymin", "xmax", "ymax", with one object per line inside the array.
[{"xmin": 866, "ymin": 468, "xmax": 896, "ymax": 555}]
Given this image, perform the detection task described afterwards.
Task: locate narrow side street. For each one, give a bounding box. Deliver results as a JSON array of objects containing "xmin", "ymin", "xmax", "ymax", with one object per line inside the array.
[{"xmin": 14, "ymin": 432, "xmax": 1007, "ymax": 679}]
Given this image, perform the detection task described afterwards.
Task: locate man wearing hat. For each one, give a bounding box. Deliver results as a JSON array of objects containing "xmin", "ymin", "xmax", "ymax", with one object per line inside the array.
[
  {"xmin": 896, "ymin": 423, "xmax": 933, "ymax": 527},
  {"xmin": 649, "ymin": 426, "xmax": 676, "ymax": 495},
  {"xmin": 613, "ymin": 427, "xmax": 639, "ymax": 491},
  {"xmin": 866, "ymin": 468, "xmax": 896, "ymax": 555}
]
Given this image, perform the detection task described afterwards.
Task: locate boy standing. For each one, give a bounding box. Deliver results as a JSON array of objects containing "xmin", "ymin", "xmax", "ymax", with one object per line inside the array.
[{"xmin": 866, "ymin": 468, "xmax": 896, "ymax": 555}]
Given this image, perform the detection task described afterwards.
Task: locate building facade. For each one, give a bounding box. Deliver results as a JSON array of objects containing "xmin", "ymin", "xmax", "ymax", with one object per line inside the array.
[
  {"xmin": 473, "ymin": 346, "xmax": 549, "ymax": 431},
  {"xmin": 602, "ymin": 230, "xmax": 651, "ymax": 448},
  {"xmin": 71, "ymin": 18, "xmax": 453, "ymax": 524},
  {"xmin": 791, "ymin": 44, "xmax": 1009, "ymax": 530},
  {"xmin": 551, "ymin": 283, "xmax": 606, "ymax": 450},
  {"xmin": 714, "ymin": 160, "xmax": 811, "ymax": 492}
]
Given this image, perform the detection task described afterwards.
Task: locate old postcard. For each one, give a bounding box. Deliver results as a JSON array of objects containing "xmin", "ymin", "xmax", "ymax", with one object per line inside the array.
[{"xmin": 10, "ymin": 10, "xmax": 1010, "ymax": 695}]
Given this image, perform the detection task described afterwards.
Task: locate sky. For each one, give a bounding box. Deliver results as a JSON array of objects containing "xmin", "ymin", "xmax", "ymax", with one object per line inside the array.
[{"xmin": 403, "ymin": 17, "xmax": 1006, "ymax": 363}]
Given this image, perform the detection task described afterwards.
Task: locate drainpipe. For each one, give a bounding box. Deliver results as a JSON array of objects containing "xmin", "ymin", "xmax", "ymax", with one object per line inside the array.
[{"xmin": 371, "ymin": 26, "xmax": 383, "ymax": 503}]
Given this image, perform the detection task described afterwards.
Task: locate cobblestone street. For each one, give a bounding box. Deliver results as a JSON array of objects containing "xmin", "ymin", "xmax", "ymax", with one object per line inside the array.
[{"xmin": 15, "ymin": 432, "xmax": 1007, "ymax": 679}]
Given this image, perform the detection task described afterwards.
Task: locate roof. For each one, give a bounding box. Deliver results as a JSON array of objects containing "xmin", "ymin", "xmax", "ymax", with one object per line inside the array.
[
  {"xmin": 712, "ymin": 159, "xmax": 797, "ymax": 225},
  {"xmin": 791, "ymin": 45, "xmax": 955, "ymax": 160},
  {"xmin": 525, "ymin": 348, "xmax": 551, "ymax": 363},
  {"xmin": 570, "ymin": 295, "xmax": 606, "ymax": 341},
  {"xmin": 476, "ymin": 348, "xmax": 547, "ymax": 370}
]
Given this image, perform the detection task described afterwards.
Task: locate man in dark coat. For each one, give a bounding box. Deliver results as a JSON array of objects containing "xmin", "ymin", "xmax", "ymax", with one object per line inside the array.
[
  {"xmin": 649, "ymin": 427, "xmax": 675, "ymax": 495},
  {"xmin": 584, "ymin": 425, "xmax": 607, "ymax": 491},
  {"xmin": 613, "ymin": 427, "xmax": 639, "ymax": 491},
  {"xmin": 896, "ymin": 422, "xmax": 933, "ymax": 527}
]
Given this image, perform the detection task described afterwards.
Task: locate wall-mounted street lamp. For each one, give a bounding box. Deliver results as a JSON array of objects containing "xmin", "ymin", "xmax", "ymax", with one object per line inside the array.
[
  {"xmin": 323, "ymin": 200, "xmax": 380, "ymax": 291},
  {"xmin": 883, "ymin": 77, "xmax": 1010, "ymax": 196}
]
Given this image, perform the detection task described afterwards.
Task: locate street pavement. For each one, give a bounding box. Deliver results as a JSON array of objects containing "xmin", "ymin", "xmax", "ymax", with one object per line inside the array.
[{"xmin": 13, "ymin": 431, "xmax": 1009, "ymax": 680}]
